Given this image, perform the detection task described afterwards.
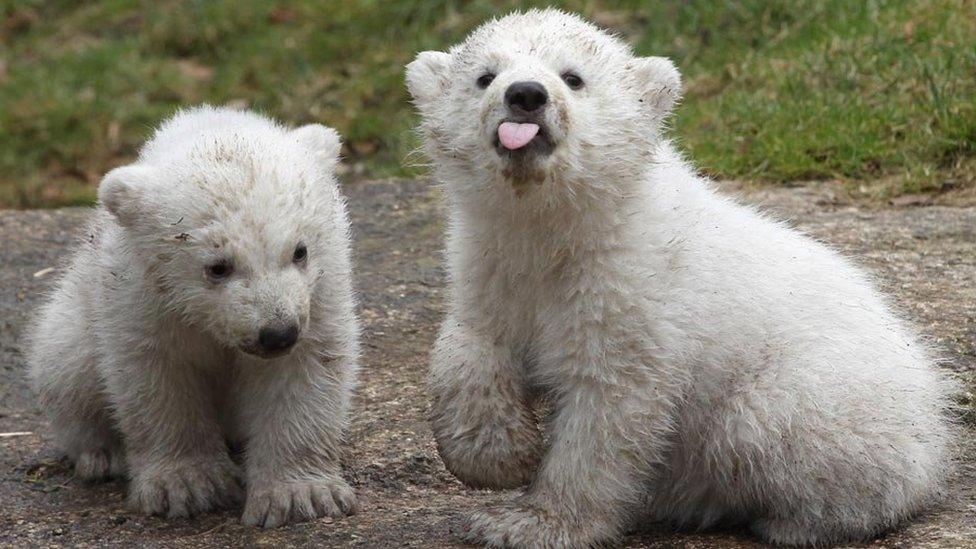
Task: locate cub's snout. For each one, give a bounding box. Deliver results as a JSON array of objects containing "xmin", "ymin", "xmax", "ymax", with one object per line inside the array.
[
  {"xmin": 505, "ymin": 81, "xmax": 548, "ymax": 114},
  {"xmin": 256, "ymin": 322, "xmax": 300, "ymax": 357}
]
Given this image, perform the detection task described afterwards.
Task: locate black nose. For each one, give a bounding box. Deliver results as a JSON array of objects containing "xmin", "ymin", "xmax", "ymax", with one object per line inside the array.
[
  {"xmin": 258, "ymin": 323, "xmax": 299, "ymax": 353},
  {"xmin": 505, "ymin": 81, "xmax": 548, "ymax": 113}
]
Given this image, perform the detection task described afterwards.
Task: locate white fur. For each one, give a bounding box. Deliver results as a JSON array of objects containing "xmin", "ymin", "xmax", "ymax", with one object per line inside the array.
[
  {"xmin": 408, "ymin": 9, "xmax": 956, "ymax": 547},
  {"xmin": 27, "ymin": 106, "xmax": 360, "ymax": 527}
]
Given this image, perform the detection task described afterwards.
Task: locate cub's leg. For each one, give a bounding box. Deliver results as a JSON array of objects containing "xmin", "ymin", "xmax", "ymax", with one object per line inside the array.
[
  {"xmin": 28, "ymin": 285, "xmax": 124, "ymax": 481},
  {"xmin": 734, "ymin": 361, "xmax": 950, "ymax": 546},
  {"xmin": 463, "ymin": 331, "xmax": 680, "ymax": 548},
  {"xmin": 429, "ymin": 316, "xmax": 541, "ymax": 489},
  {"xmin": 237, "ymin": 353, "xmax": 358, "ymax": 528},
  {"xmin": 652, "ymin": 351, "xmax": 952, "ymax": 546},
  {"xmin": 100, "ymin": 331, "xmax": 242, "ymax": 518}
]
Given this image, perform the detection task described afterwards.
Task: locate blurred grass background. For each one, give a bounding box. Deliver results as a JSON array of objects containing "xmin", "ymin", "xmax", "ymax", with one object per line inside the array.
[{"xmin": 0, "ymin": 0, "xmax": 973, "ymax": 208}]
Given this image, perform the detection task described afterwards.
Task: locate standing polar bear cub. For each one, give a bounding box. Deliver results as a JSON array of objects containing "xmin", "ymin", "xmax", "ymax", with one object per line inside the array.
[
  {"xmin": 408, "ymin": 9, "xmax": 955, "ymax": 547},
  {"xmin": 28, "ymin": 107, "xmax": 360, "ymax": 527}
]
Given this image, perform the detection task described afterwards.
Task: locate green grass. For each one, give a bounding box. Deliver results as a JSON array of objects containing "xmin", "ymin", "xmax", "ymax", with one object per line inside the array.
[{"xmin": 1, "ymin": 0, "xmax": 974, "ymax": 207}]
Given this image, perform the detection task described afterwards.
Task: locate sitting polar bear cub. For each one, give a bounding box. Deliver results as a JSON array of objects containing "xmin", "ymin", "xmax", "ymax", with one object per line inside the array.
[
  {"xmin": 28, "ymin": 107, "xmax": 360, "ymax": 527},
  {"xmin": 408, "ymin": 9, "xmax": 955, "ymax": 547}
]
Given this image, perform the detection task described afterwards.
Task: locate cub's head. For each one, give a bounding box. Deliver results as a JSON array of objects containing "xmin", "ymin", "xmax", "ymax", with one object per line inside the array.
[
  {"xmin": 99, "ymin": 108, "xmax": 346, "ymax": 359},
  {"xmin": 407, "ymin": 9, "xmax": 681, "ymax": 196}
]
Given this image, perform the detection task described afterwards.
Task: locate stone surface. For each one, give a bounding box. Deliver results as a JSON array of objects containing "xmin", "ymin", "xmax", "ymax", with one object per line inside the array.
[{"xmin": 0, "ymin": 179, "xmax": 973, "ymax": 548}]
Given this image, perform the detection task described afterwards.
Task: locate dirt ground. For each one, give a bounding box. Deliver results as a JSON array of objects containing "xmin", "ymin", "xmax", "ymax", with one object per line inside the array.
[{"xmin": 1, "ymin": 179, "xmax": 974, "ymax": 548}]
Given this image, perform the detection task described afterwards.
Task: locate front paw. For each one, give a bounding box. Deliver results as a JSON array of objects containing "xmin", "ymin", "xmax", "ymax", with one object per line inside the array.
[
  {"xmin": 128, "ymin": 457, "xmax": 243, "ymax": 518},
  {"xmin": 74, "ymin": 446, "xmax": 126, "ymax": 482},
  {"xmin": 432, "ymin": 403, "xmax": 541, "ymax": 489},
  {"xmin": 242, "ymin": 475, "xmax": 358, "ymax": 528},
  {"xmin": 461, "ymin": 502, "xmax": 618, "ymax": 548},
  {"xmin": 437, "ymin": 437, "xmax": 540, "ymax": 490}
]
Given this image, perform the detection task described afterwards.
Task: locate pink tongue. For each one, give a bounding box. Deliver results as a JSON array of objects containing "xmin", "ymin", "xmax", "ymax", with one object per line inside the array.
[{"xmin": 498, "ymin": 122, "xmax": 540, "ymax": 150}]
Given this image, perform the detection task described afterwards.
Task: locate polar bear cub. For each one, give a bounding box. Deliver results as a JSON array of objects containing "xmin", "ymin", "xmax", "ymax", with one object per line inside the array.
[
  {"xmin": 27, "ymin": 107, "xmax": 360, "ymax": 527},
  {"xmin": 408, "ymin": 9, "xmax": 955, "ymax": 547}
]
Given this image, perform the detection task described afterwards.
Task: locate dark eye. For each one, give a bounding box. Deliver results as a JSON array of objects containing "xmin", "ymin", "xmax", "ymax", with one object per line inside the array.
[
  {"xmin": 205, "ymin": 260, "xmax": 233, "ymax": 282},
  {"xmin": 476, "ymin": 73, "xmax": 496, "ymax": 89},
  {"xmin": 562, "ymin": 72, "xmax": 584, "ymax": 90},
  {"xmin": 293, "ymin": 242, "xmax": 308, "ymax": 265}
]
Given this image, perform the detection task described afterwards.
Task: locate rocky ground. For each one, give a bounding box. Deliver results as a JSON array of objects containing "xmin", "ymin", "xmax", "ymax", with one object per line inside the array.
[{"xmin": 0, "ymin": 179, "xmax": 974, "ymax": 548}]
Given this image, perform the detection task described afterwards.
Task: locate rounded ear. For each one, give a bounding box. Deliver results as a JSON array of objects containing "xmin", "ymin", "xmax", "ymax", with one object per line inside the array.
[
  {"xmin": 98, "ymin": 165, "xmax": 158, "ymax": 227},
  {"xmin": 628, "ymin": 56, "xmax": 682, "ymax": 115},
  {"xmin": 291, "ymin": 124, "xmax": 342, "ymax": 172},
  {"xmin": 405, "ymin": 51, "xmax": 452, "ymax": 105}
]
